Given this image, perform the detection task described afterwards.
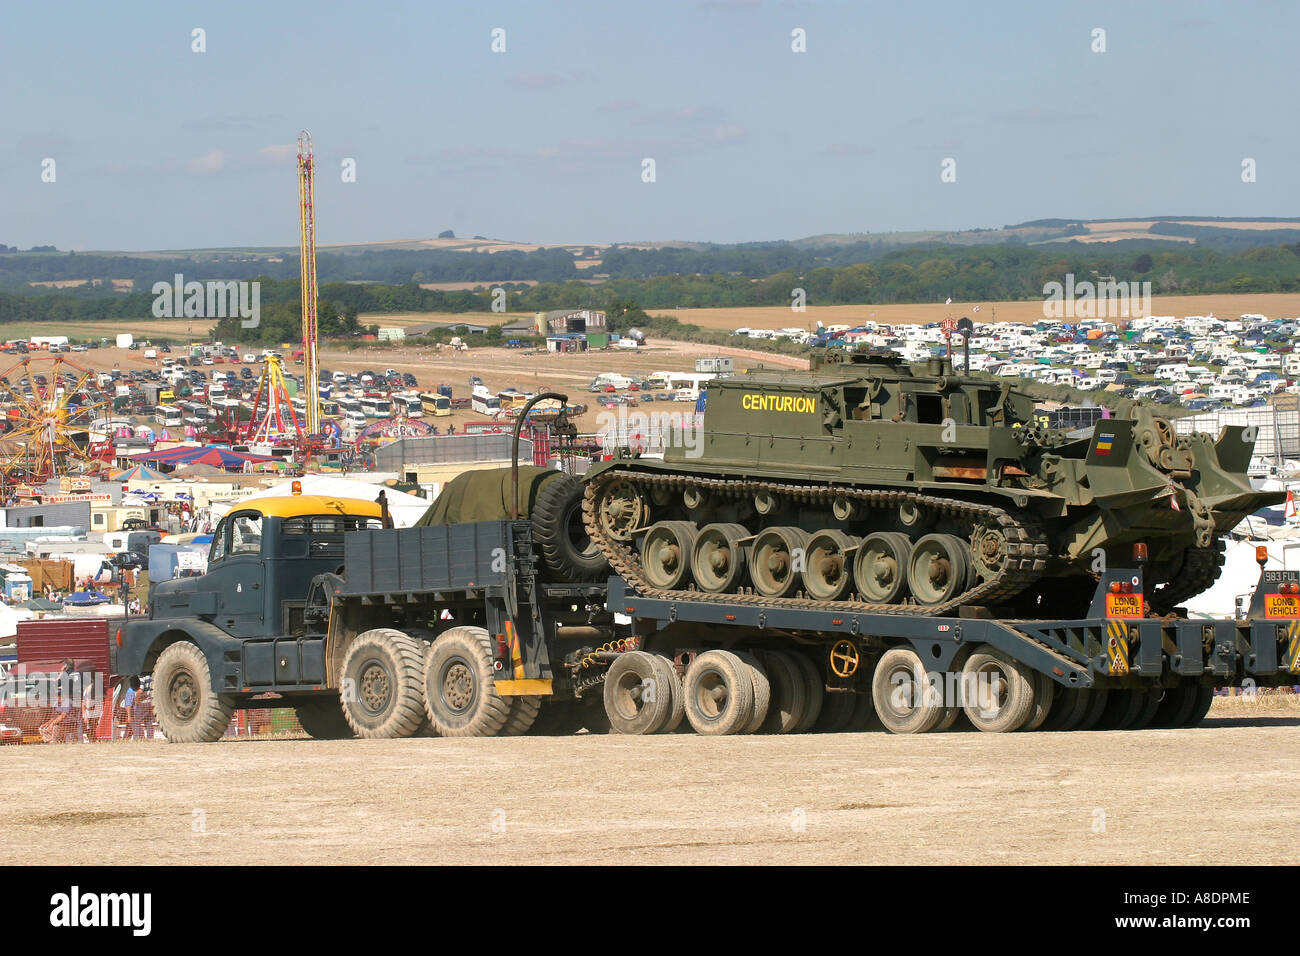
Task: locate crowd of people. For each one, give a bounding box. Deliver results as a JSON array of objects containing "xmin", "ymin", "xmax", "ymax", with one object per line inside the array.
[{"xmin": 35, "ymin": 661, "xmax": 154, "ymax": 742}]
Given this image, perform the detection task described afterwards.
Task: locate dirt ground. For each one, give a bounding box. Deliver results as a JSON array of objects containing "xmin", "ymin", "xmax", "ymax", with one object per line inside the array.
[{"xmin": 3, "ymin": 699, "xmax": 1296, "ymax": 866}]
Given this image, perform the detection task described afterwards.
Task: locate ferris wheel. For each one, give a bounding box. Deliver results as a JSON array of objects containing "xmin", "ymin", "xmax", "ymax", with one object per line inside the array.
[{"xmin": 0, "ymin": 355, "xmax": 113, "ymax": 488}]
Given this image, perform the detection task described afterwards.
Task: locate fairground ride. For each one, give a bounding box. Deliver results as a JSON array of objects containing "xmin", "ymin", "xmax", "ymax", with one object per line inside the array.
[{"xmin": 0, "ymin": 355, "xmax": 113, "ymax": 490}]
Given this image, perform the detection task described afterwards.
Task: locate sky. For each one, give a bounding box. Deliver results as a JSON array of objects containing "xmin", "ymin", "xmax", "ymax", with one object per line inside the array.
[{"xmin": 2, "ymin": 0, "xmax": 1297, "ymax": 251}]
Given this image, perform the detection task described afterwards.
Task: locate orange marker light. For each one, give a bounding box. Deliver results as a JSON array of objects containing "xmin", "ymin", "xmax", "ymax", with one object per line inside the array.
[
  {"xmin": 1256, "ymin": 546, "xmax": 1269, "ymax": 566},
  {"xmin": 1109, "ymin": 581, "xmax": 1122, "ymax": 594},
  {"xmin": 1133, "ymin": 542, "xmax": 1149, "ymax": 562},
  {"xmin": 291, "ymin": 480, "xmax": 302, "ymax": 495}
]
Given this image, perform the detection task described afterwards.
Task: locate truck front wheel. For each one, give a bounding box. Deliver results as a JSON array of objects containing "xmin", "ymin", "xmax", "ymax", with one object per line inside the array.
[
  {"xmin": 339, "ymin": 629, "xmax": 427, "ymax": 739},
  {"xmin": 154, "ymin": 641, "xmax": 235, "ymax": 743}
]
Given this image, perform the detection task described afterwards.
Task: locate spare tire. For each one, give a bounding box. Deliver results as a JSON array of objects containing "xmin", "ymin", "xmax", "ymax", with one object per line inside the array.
[{"xmin": 532, "ymin": 474, "xmax": 609, "ymax": 582}]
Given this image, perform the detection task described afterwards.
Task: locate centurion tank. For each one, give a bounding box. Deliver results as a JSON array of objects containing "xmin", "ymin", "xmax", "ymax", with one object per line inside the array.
[{"xmin": 582, "ymin": 348, "xmax": 1284, "ymax": 618}]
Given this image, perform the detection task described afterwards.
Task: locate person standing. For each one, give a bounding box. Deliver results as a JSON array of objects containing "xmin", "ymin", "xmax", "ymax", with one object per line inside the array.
[{"xmin": 120, "ymin": 676, "xmax": 140, "ymax": 740}]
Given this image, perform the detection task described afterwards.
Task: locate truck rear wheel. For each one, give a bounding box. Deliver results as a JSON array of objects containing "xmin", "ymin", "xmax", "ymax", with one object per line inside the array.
[
  {"xmin": 295, "ymin": 699, "xmax": 355, "ymax": 740},
  {"xmin": 340, "ymin": 628, "xmax": 427, "ymax": 739},
  {"xmin": 532, "ymin": 474, "xmax": 609, "ymax": 582},
  {"xmin": 1098, "ymin": 688, "xmax": 1145, "ymax": 730},
  {"xmin": 960, "ymin": 645, "xmax": 1035, "ymax": 733},
  {"xmin": 758, "ymin": 650, "xmax": 807, "ymax": 734},
  {"xmin": 1023, "ymin": 672, "xmax": 1055, "ymax": 731},
  {"xmin": 423, "ymin": 627, "xmax": 512, "ymax": 737},
  {"xmin": 871, "ymin": 647, "xmax": 945, "ymax": 734},
  {"xmin": 1129, "ymin": 687, "xmax": 1163, "ymax": 729},
  {"xmin": 814, "ymin": 691, "xmax": 857, "ymax": 733},
  {"xmin": 1075, "ymin": 687, "xmax": 1109, "ymax": 731},
  {"xmin": 153, "ymin": 641, "xmax": 234, "ymax": 743},
  {"xmin": 501, "ymin": 696, "xmax": 542, "ymax": 736},
  {"xmin": 1151, "ymin": 686, "xmax": 1196, "ymax": 728},
  {"xmin": 683, "ymin": 650, "xmax": 754, "ymax": 735},
  {"xmin": 603, "ymin": 651, "xmax": 673, "ymax": 734},
  {"xmin": 1041, "ymin": 688, "xmax": 1090, "ymax": 732},
  {"xmin": 650, "ymin": 655, "xmax": 686, "ymax": 733}
]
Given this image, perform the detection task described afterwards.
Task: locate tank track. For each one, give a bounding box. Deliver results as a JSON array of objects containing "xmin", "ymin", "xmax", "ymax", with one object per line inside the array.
[
  {"xmin": 1148, "ymin": 538, "xmax": 1226, "ymax": 614},
  {"xmin": 583, "ymin": 468, "xmax": 1050, "ymax": 617}
]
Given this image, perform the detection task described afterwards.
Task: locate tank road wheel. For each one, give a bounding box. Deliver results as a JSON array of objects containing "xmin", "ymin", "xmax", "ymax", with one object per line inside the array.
[
  {"xmin": 897, "ymin": 500, "xmax": 933, "ymax": 533},
  {"xmin": 786, "ymin": 651, "xmax": 824, "ymax": 732},
  {"xmin": 1023, "ymin": 671, "xmax": 1055, "ymax": 731},
  {"xmin": 594, "ymin": 479, "xmax": 646, "ymax": 542},
  {"xmin": 734, "ymin": 651, "xmax": 772, "ymax": 734},
  {"xmin": 642, "ymin": 521, "xmax": 697, "ymax": 590},
  {"xmin": 422, "ymin": 627, "xmax": 511, "ymax": 737},
  {"xmin": 960, "ymin": 645, "xmax": 1036, "ymax": 733},
  {"xmin": 295, "ymin": 699, "xmax": 356, "ymax": 740},
  {"xmin": 532, "ymin": 474, "xmax": 609, "ymax": 582},
  {"xmin": 683, "ymin": 650, "xmax": 755, "ymax": 736},
  {"xmin": 853, "ymin": 532, "xmax": 912, "ymax": 604},
  {"xmin": 871, "ymin": 647, "xmax": 944, "ymax": 734},
  {"xmin": 908, "ymin": 534, "xmax": 971, "ymax": 607},
  {"xmin": 1181, "ymin": 686, "xmax": 1214, "ymax": 727},
  {"xmin": 500, "ymin": 696, "xmax": 543, "ymax": 736},
  {"xmin": 758, "ymin": 650, "xmax": 808, "ymax": 734},
  {"xmin": 802, "ymin": 531, "xmax": 859, "ymax": 602},
  {"xmin": 153, "ymin": 642, "xmax": 235, "ymax": 743},
  {"xmin": 749, "ymin": 527, "xmax": 810, "ymax": 599},
  {"xmin": 339, "ymin": 628, "xmax": 427, "ymax": 739},
  {"xmin": 1075, "ymin": 687, "xmax": 1110, "ymax": 731},
  {"xmin": 603, "ymin": 651, "xmax": 673, "ymax": 735},
  {"xmin": 1152, "ymin": 686, "xmax": 1198, "ymax": 728},
  {"xmin": 692, "ymin": 523, "xmax": 749, "ymax": 593}
]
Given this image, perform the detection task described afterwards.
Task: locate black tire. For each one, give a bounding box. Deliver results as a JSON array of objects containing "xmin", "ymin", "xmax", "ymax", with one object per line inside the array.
[
  {"xmin": 1098, "ymin": 688, "xmax": 1145, "ymax": 730},
  {"xmin": 1041, "ymin": 688, "xmax": 1089, "ymax": 732},
  {"xmin": 650, "ymin": 655, "xmax": 686, "ymax": 733},
  {"xmin": 501, "ymin": 696, "xmax": 542, "ymax": 736},
  {"xmin": 787, "ymin": 651, "xmax": 824, "ymax": 733},
  {"xmin": 532, "ymin": 474, "xmax": 609, "ymax": 582},
  {"xmin": 1023, "ymin": 671, "xmax": 1055, "ymax": 731},
  {"xmin": 871, "ymin": 647, "xmax": 945, "ymax": 734},
  {"xmin": 759, "ymin": 650, "xmax": 808, "ymax": 734},
  {"xmin": 734, "ymin": 651, "xmax": 771, "ymax": 734},
  {"xmin": 603, "ymin": 651, "xmax": 673, "ymax": 735},
  {"xmin": 528, "ymin": 701, "xmax": 589, "ymax": 736},
  {"xmin": 960, "ymin": 645, "xmax": 1035, "ymax": 733},
  {"xmin": 295, "ymin": 698, "xmax": 355, "ymax": 740},
  {"xmin": 683, "ymin": 650, "xmax": 755, "ymax": 735},
  {"xmin": 1075, "ymin": 687, "xmax": 1110, "ymax": 731},
  {"xmin": 1151, "ymin": 686, "xmax": 1197, "ymax": 728},
  {"xmin": 153, "ymin": 642, "xmax": 235, "ymax": 743},
  {"xmin": 814, "ymin": 691, "xmax": 857, "ymax": 733},
  {"xmin": 340, "ymin": 628, "xmax": 427, "ymax": 739},
  {"xmin": 934, "ymin": 704, "xmax": 964, "ymax": 732},
  {"xmin": 1182, "ymin": 686, "xmax": 1215, "ymax": 727},
  {"xmin": 847, "ymin": 690, "xmax": 883, "ymax": 732},
  {"xmin": 422, "ymin": 626, "xmax": 512, "ymax": 737},
  {"xmin": 1129, "ymin": 687, "xmax": 1163, "ymax": 729}
]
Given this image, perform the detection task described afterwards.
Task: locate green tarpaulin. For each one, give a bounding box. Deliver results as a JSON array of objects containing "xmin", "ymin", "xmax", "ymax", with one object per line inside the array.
[{"xmin": 414, "ymin": 466, "xmax": 560, "ymax": 526}]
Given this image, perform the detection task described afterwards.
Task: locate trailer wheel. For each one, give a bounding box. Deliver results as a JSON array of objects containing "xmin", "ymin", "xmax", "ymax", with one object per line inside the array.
[
  {"xmin": 1129, "ymin": 687, "xmax": 1163, "ymax": 729},
  {"xmin": 153, "ymin": 641, "xmax": 234, "ymax": 743},
  {"xmin": 683, "ymin": 650, "xmax": 755, "ymax": 735},
  {"xmin": 501, "ymin": 696, "xmax": 542, "ymax": 736},
  {"xmin": 934, "ymin": 704, "xmax": 964, "ymax": 732},
  {"xmin": 734, "ymin": 651, "xmax": 771, "ymax": 733},
  {"xmin": 650, "ymin": 655, "xmax": 686, "ymax": 733},
  {"xmin": 340, "ymin": 628, "xmax": 427, "ymax": 739},
  {"xmin": 960, "ymin": 645, "xmax": 1035, "ymax": 733},
  {"xmin": 532, "ymin": 474, "xmax": 609, "ymax": 582},
  {"xmin": 1151, "ymin": 686, "xmax": 1196, "ymax": 728},
  {"xmin": 1023, "ymin": 671, "xmax": 1055, "ymax": 731},
  {"xmin": 1181, "ymin": 686, "xmax": 1214, "ymax": 727},
  {"xmin": 1040, "ymin": 688, "xmax": 1089, "ymax": 732},
  {"xmin": 1098, "ymin": 688, "xmax": 1145, "ymax": 730},
  {"xmin": 784, "ymin": 651, "xmax": 824, "ymax": 733},
  {"xmin": 1075, "ymin": 687, "xmax": 1110, "ymax": 731},
  {"xmin": 295, "ymin": 699, "xmax": 355, "ymax": 740},
  {"xmin": 846, "ymin": 690, "xmax": 883, "ymax": 732},
  {"xmin": 422, "ymin": 627, "xmax": 511, "ymax": 737},
  {"xmin": 814, "ymin": 691, "xmax": 857, "ymax": 733},
  {"xmin": 871, "ymin": 647, "xmax": 945, "ymax": 734},
  {"xmin": 758, "ymin": 650, "xmax": 807, "ymax": 734},
  {"xmin": 603, "ymin": 651, "xmax": 673, "ymax": 735}
]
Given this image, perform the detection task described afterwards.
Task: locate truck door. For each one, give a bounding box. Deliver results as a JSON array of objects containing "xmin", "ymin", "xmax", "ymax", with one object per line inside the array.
[{"xmin": 203, "ymin": 511, "xmax": 267, "ymax": 637}]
